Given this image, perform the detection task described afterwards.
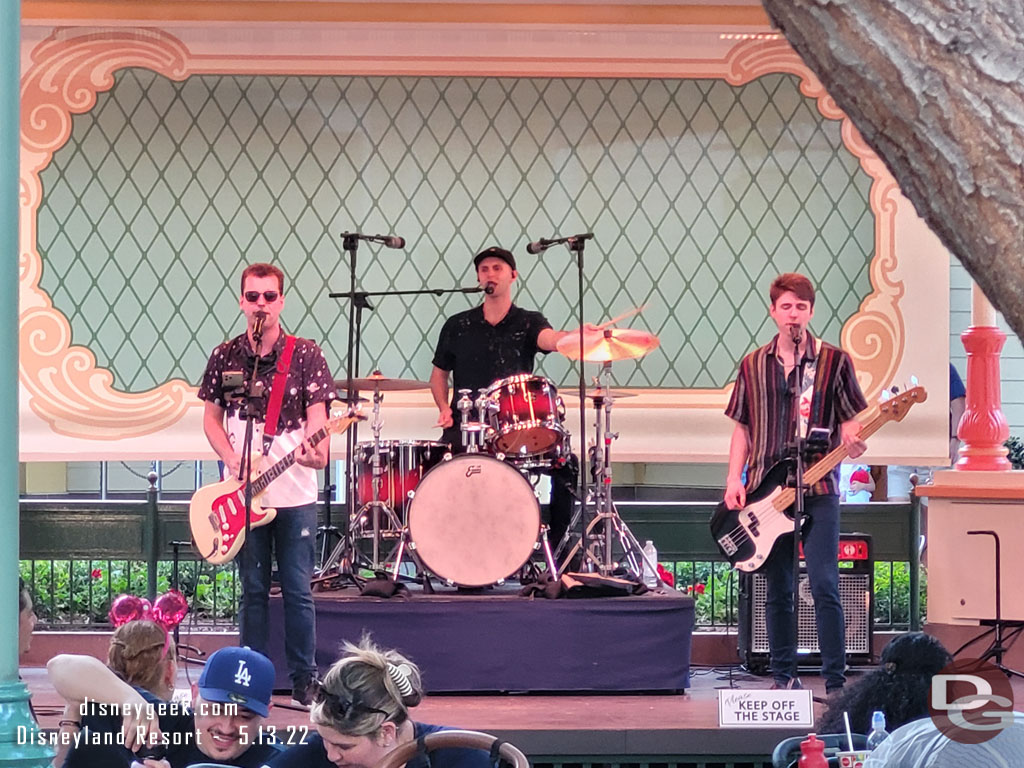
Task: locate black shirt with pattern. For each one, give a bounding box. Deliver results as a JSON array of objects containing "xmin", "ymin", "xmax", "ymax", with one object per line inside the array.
[
  {"xmin": 197, "ymin": 331, "xmax": 337, "ymax": 507},
  {"xmin": 432, "ymin": 303, "xmax": 552, "ymax": 414}
]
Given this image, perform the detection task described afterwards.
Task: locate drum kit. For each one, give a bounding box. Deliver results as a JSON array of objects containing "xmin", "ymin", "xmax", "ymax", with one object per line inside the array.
[{"xmin": 317, "ymin": 322, "xmax": 661, "ymax": 590}]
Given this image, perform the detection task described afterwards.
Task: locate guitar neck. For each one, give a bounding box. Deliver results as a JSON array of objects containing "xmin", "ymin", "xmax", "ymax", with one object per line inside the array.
[
  {"xmin": 251, "ymin": 417, "xmax": 352, "ymax": 495},
  {"xmin": 773, "ymin": 405, "xmax": 889, "ymax": 510}
]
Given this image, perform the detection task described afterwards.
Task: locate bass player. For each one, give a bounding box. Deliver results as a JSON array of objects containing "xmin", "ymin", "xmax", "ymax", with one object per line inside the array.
[
  {"xmin": 198, "ymin": 262, "xmax": 336, "ymax": 706},
  {"xmin": 723, "ymin": 272, "xmax": 867, "ymax": 694}
]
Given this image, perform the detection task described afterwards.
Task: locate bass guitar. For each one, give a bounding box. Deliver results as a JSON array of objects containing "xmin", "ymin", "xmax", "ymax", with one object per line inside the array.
[
  {"xmin": 190, "ymin": 410, "xmax": 360, "ymax": 564},
  {"xmin": 709, "ymin": 386, "xmax": 926, "ymax": 573}
]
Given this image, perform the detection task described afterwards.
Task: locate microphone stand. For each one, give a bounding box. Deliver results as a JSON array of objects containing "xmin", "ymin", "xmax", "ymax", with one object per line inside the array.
[
  {"xmin": 322, "ymin": 281, "xmax": 485, "ymax": 582},
  {"xmin": 567, "ymin": 237, "xmax": 589, "ymax": 570},
  {"xmin": 787, "ymin": 330, "xmax": 808, "ymax": 684},
  {"xmin": 240, "ymin": 322, "xmax": 266, "ymax": 551}
]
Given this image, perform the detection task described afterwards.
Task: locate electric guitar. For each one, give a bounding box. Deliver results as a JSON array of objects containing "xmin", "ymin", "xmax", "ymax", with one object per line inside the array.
[
  {"xmin": 710, "ymin": 386, "xmax": 927, "ymax": 573},
  {"xmin": 190, "ymin": 410, "xmax": 360, "ymax": 564}
]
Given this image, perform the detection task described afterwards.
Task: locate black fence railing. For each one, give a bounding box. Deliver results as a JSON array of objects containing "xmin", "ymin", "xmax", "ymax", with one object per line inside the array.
[{"xmin": 20, "ymin": 484, "xmax": 922, "ymax": 633}]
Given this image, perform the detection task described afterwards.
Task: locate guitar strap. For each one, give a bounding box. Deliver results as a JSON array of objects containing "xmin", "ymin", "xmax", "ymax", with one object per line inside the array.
[{"xmin": 262, "ymin": 335, "xmax": 297, "ymax": 455}]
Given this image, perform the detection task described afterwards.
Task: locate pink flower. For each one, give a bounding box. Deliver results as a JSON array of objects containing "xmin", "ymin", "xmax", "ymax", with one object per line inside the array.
[
  {"xmin": 695, "ymin": 583, "xmax": 706, "ymax": 595},
  {"xmin": 91, "ymin": 568, "xmax": 102, "ymax": 579}
]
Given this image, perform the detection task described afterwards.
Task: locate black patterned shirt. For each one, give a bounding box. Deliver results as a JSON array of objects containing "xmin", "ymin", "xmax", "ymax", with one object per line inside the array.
[
  {"xmin": 432, "ymin": 304, "xmax": 552, "ymax": 411},
  {"xmin": 198, "ymin": 331, "xmax": 336, "ymax": 507}
]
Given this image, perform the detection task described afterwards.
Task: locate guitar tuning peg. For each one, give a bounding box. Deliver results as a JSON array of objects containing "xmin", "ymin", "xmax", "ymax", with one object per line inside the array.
[
  {"xmin": 909, "ymin": 375, "xmax": 919, "ymax": 387},
  {"xmin": 880, "ymin": 390, "xmax": 892, "ymax": 402}
]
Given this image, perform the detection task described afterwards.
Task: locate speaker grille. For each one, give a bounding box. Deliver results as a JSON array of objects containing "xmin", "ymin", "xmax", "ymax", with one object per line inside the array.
[{"xmin": 750, "ymin": 573, "xmax": 871, "ymax": 654}]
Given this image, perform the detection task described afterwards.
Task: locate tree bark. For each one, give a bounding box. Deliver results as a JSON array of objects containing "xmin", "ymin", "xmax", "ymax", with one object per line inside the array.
[{"xmin": 760, "ymin": 0, "xmax": 1024, "ymax": 340}]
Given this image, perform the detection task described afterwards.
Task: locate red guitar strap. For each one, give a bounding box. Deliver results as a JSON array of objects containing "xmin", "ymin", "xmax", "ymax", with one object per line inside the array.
[{"xmin": 262, "ymin": 335, "xmax": 297, "ymax": 451}]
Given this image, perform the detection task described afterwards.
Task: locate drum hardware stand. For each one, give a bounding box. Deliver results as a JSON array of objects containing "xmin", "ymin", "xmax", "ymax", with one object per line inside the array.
[
  {"xmin": 323, "ymin": 245, "xmax": 486, "ymax": 583},
  {"xmin": 557, "ymin": 362, "xmax": 662, "ymax": 583}
]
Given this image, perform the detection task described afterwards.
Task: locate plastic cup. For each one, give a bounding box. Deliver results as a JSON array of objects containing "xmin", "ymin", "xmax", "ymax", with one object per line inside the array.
[{"xmin": 837, "ymin": 752, "xmax": 869, "ymax": 768}]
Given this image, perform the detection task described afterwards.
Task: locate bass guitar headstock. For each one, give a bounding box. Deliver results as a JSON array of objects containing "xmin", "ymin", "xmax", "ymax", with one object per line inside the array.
[{"xmin": 878, "ymin": 385, "xmax": 927, "ymax": 422}]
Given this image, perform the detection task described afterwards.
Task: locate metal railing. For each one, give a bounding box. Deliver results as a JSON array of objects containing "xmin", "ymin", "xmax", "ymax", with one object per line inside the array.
[{"xmin": 20, "ymin": 469, "xmax": 922, "ymax": 633}]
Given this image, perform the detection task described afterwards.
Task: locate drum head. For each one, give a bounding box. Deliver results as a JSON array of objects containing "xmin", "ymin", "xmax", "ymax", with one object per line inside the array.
[{"xmin": 407, "ymin": 454, "xmax": 540, "ymax": 587}]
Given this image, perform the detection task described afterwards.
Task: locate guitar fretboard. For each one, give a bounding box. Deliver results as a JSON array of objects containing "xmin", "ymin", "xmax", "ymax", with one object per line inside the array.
[
  {"xmin": 250, "ymin": 418, "xmax": 352, "ymax": 495},
  {"xmin": 770, "ymin": 404, "xmax": 892, "ymax": 512}
]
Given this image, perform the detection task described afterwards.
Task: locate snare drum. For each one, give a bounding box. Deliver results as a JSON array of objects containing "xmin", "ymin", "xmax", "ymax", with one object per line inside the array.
[
  {"xmin": 485, "ymin": 374, "xmax": 566, "ymax": 457},
  {"xmin": 354, "ymin": 440, "xmax": 448, "ymax": 519},
  {"xmin": 407, "ymin": 454, "xmax": 540, "ymax": 587}
]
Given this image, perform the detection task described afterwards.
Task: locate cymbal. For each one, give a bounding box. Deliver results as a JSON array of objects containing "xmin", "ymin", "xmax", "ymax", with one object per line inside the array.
[
  {"xmin": 562, "ymin": 388, "xmax": 638, "ymax": 400},
  {"xmin": 332, "ymin": 394, "xmax": 369, "ymax": 404},
  {"xmin": 336, "ymin": 373, "xmax": 430, "ymax": 392},
  {"xmin": 557, "ymin": 327, "xmax": 660, "ymax": 362}
]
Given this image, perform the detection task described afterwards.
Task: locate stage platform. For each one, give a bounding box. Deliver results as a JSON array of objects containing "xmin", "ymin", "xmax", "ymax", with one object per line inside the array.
[{"xmin": 267, "ymin": 584, "xmax": 695, "ymax": 693}]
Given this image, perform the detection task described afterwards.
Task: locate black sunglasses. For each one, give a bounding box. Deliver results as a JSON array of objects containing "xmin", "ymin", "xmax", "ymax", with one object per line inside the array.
[
  {"xmin": 243, "ymin": 290, "xmax": 280, "ymax": 303},
  {"xmin": 311, "ymin": 680, "xmax": 389, "ymax": 721}
]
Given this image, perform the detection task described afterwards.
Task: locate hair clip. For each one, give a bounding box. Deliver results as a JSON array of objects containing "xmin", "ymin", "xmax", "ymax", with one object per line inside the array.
[
  {"xmin": 312, "ymin": 680, "xmax": 389, "ymax": 721},
  {"xmin": 387, "ymin": 662, "xmax": 414, "ymax": 699}
]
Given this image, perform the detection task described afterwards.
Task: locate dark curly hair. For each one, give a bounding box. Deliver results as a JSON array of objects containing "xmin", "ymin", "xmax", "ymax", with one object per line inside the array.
[{"xmin": 817, "ymin": 632, "xmax": 953, "ymax": 735}]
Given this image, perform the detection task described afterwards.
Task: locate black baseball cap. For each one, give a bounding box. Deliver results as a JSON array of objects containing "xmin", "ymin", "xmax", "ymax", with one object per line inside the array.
[{"xmin": 473, "ymin": 246, "xmax": 516, "ymax": 271}]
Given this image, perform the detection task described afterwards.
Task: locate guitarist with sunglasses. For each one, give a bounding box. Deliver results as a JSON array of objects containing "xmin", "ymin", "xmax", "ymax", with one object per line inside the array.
[
  {"xmin": 198, "ymin": 262, "xmax": 338, "ymax": 707},
  {"xmin": 722, "ymin": 272, "xmax": 868, "ymax": 694}
]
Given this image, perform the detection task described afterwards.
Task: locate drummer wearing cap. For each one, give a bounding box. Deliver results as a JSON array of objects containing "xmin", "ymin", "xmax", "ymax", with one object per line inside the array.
[{"xmin": 430, "ymin": 246, "xmax": 578, "ymax": 550}]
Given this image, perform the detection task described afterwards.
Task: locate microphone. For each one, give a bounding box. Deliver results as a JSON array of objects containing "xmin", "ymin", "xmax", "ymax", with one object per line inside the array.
[
  {"xmin": 252, "ymin": 310, "xmax": 267, "ymax": 341},
  {"xmin": 340, "ymin": 232, "xmax": 405, "ymax": 249},
  {"xmin": 789, "ymin": 325, "xmax": 802, "ymax": 347},
  {"xmin": 483, "ymin": 284, "xmax": 495, "ymax": 295},
  {"xmin": 526, "ymin": 233, "xmax": 594, "ymax": 254},
  {"xmin": 377, "ymin": 235, "xmax": 405, "ymax": 249}
]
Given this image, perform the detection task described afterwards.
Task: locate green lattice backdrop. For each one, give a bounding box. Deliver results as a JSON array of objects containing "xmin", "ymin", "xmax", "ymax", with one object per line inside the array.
[{"xmin": 36, "ymin": 71, "xmax": 874, "ymax": 391}]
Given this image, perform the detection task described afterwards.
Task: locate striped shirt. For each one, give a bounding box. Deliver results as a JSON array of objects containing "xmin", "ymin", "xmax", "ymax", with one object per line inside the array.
[{"xmin": 725, "ymin": 334, "xmax": 867, "ymax": 496}]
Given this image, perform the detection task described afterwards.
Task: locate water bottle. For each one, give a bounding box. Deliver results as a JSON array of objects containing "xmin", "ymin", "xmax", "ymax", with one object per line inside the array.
[
  {"xmin": 798, "ymin": 733, "xmax": 827, "ymax": 768},
  {"xmin": 866, "ymin": 710, "xmax": 889, "ymax": 750},
  {"xmin": 642, "ymin": 540, "xmax": 659, "ymax": 588}
]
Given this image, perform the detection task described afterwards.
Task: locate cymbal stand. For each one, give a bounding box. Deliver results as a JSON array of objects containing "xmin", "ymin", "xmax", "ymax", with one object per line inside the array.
[
  {"xmin": 558, "ymin": 363, "xmax": 661, "ymax": 583},
  {"xmin": 352, "ymin": 385, "xmax": 404, "ymax": 569}
]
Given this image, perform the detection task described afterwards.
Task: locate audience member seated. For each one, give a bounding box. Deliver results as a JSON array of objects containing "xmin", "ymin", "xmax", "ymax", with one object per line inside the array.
[
  {"xmin": 51, "ymin": 593, "xmax": 184, "ymax": 766},
  {"xmin": 19, "ymin": 578, "xmax": 37, "ymax": 658},
  {"xmin": 49, "ymin": 646, "xmax": 281, "ymax": 768},
  {"xmin": 817, "ymin": 633, "xmax": 952, "ymax": 737},
  {"xmin": 864, "ymin": 711, "xmax": 1024, "ymax": 767},
  {"xmin": 264, "ymin": 637, "xmax": 490, "ymax": 768},
  {"xmin": 839, "ymin": 462, "xmax": 875, "ymax": 503}
]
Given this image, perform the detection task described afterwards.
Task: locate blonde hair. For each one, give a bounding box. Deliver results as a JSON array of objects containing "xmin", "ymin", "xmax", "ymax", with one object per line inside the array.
[
  {"xmin": 107, "ymin": 620, "xmax": 175, "ymax": 695},
  {"xmin": 310, "ymin": 637, "xmax": 424, "ymax": 736}
]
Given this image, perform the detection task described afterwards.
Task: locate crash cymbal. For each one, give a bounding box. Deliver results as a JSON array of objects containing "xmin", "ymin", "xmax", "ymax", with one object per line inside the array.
[
  {"xmin": 336, "ymin": 372, "xmax": 430, "ymax": 392},
  {"xmin": 557, "ymin": 327, "xmax": 660, "ymax": 362}
]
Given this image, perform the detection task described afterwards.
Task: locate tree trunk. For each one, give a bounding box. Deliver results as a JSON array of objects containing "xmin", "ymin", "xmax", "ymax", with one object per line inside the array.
[{"xmin": 760, "ymin": 0, "xmax": 1024, "ymax": 341}]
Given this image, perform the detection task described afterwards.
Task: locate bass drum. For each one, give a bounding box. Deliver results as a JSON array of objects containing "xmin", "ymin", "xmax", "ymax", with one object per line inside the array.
[{"xmin": 407, "ymin": 454, "xmax": 540, "ymax": 587}]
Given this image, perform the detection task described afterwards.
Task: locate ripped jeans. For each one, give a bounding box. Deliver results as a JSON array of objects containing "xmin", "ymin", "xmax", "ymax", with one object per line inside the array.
[{"xmin": 238, "ymin": 502, "xmax": 317, "ymax": 686}]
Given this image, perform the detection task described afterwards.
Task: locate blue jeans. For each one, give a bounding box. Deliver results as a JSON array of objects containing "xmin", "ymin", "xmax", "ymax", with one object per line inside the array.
[
  {"xmin": 763, "ymin": 494, "xmax": 846, "ymax": 690},
  {"xmin": 238, "ymin": 502, "xmax": 317, "ymax": 687}
]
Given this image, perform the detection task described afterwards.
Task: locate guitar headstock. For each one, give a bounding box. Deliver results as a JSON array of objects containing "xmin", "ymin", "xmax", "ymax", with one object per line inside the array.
[
  {"xmin": 878, "ymin": 385, "xmax": 928, "ymax": 422},
  {"xmin": 328, "ymin": 404, "xmax": 366, "ymax": 433}
]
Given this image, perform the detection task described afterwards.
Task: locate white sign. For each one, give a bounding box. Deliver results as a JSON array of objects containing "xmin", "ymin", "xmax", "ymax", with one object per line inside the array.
[{"xmin": 717, "ymin": 689, "xmax": 814, "ymax": 728}]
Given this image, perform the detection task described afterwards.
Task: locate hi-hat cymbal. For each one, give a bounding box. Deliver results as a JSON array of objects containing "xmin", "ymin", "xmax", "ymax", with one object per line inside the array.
[
  {"xmin": 557, "ymin": 327, "xmax": 660, "ymax": 362},
  {"xmin": 562, "ymin": 388, "xmax": 638, "ymax": 400},
  {"xmin": 332, "ymin": 394, "xmax": 369, "ymax": 404},
  {"xmin": 336, "ymin": 372, "xmax": 430, "ymax": 392}
]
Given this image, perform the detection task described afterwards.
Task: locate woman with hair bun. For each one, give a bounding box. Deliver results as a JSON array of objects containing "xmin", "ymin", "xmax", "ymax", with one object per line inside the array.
[{"xmin": 265, "ymin": 637, "xmax": 491, "ymax": 768}]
